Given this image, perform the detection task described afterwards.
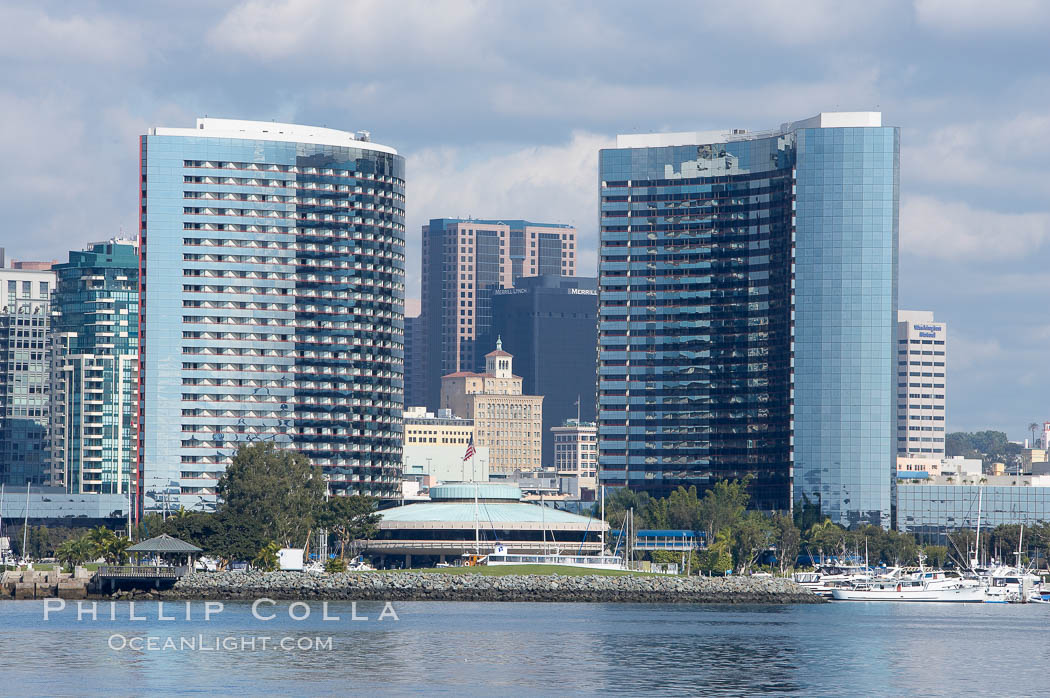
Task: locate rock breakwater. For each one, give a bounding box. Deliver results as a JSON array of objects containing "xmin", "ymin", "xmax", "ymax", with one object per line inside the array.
[{"xmin": 163, "ymin": 571, "xmax": 822, "ymax": 604}]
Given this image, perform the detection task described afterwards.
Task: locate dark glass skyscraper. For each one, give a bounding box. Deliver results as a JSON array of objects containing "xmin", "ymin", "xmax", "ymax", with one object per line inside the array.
[
  {"xmin": 598, "ymin": 112, "xmax": 898, "ymax": 526},
  {"xmin": 480, "ymin": 275, "xmax": 598, "ymax": 466},
  {"xmin": 140, "ymin": 119, "xmax": 405, "ymax": 513},
  {"xmin": 51, "ymin": 239, "xmax": 139, "ymax": 494}
]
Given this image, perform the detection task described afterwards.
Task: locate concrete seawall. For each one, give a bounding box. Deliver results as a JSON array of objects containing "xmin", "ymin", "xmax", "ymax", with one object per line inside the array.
[{"xmin": 158, "ymin": 571, "xmax": 823, "ymax": 604}]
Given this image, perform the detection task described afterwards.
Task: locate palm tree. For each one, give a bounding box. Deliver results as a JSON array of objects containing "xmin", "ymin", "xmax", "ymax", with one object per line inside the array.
[
  {"xmin": 104, "ymin": 537, "xmax": 131, "ymax": 565},
  {"xmin": 86, "ymin": 526, "xmax": 116, "ymax": 561},
  {"xmin": 57, "ymin": 536, "xmax": 96, "ymax": 572}
]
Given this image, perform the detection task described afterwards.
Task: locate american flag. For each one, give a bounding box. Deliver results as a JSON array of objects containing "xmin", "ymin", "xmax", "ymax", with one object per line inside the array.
[{"xmin": 463, "ymin": 435, "xmax": 476, "ymax": 461}]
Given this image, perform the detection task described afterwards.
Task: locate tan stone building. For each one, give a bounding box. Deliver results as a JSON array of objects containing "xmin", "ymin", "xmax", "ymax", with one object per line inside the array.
[
  {"xmin": 551, "ymin": 419, "xmax": 598, "ymax": 493},
  {"xmin": 440, "ymin": 340, "xmax": 543, "ymax": 473}
]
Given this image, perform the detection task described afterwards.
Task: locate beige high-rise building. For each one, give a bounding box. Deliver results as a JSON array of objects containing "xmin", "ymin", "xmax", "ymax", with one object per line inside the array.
[
  {"xmin": 897, "ymin": 310, "xmax": 947, "ymax": 458},
  {"xmin": 551, "ymin": 419, "xmax": 598, "ymax": 494},
  {"xmin": 440, "ymin": 340, "xmax": 543, "ymax": 473}
]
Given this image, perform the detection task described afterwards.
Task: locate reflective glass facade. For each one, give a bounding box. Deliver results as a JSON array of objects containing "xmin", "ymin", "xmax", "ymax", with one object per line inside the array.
[
  {"xmin": 51, "ymin": 239, "xmax": 139, "ymax": 494},
  {"xmin": 139, "ymin": 120, "xmax": 405, "ymax": 513},
  {"xmin": 0, "ymin": 268, "xmax": 55, "ymax": 487},
  {"xmin": 598, "ymin": 115, "xmax": 898, "ymax": 524},
  {"xmin": 898, "ymin": 485, "xmax": 1050, "ymax": 542}
]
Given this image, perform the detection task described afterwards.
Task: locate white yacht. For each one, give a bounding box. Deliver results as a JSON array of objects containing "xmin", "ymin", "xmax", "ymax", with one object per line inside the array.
[
  {"xmin": 793, "ymin": 564, "xmax": 875, "ymax": 598},
  {"xmin": 482, "ymin": 543, "xmax": 625, "ymax": 571},
  {"xmin": 831, "ymin": 577, "xmax": 1009, "ymax": 603}
]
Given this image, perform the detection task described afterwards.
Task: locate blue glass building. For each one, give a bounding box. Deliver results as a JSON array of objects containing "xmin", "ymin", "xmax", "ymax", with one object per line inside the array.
[
  {"xmin": 598, "ymin": 112, "xmax": 898, "ymax": 525},
  {"xmin": 139, "ymin": 119, "xmax": 405, "ymax": 514},
  {"xmin": 51, "ymin": 239, "xmax": 139, "ymax": 495}
]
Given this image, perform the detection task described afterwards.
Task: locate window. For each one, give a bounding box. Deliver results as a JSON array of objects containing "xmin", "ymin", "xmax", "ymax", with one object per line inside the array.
[
  {"xmin": 39, "ymin": 282, "xmax": 48, "ymax": 296},
  {"xmin": 22, "ymin": 281, "xmax": 31, "ymax": 297}
]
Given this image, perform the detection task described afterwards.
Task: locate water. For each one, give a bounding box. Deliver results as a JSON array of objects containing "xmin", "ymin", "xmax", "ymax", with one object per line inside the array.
[{"xmin": 2, "ymin": 599, "xmax": 1049, "ymax": 696}]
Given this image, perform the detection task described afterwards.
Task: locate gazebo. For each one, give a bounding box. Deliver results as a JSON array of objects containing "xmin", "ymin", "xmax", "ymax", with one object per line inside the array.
[{"xmin": 126, "ymin": 534, "xmax": 202, "ymax": 574}]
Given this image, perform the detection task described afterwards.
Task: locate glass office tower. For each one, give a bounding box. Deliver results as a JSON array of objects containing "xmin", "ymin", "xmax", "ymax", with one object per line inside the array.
[
  {"xmin": 139, "ymin": 119, "xmax": 405, "ymax": 514},
  {"xmin": 51, "ymin": 239, "xmax": 139, "ymax": 494},
  {"xmin": 0, "ymin": 267, "xmax": 55, "ymax": 487},
  {"xmin": 598, "ymin": 112, "xmax": 898, "ymax": 526}
]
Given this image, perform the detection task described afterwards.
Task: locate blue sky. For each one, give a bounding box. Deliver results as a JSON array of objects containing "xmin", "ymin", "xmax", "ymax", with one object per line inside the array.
[{"xmin": 2, "ymin": 0, "xmax": 1049, "ymax": 437}]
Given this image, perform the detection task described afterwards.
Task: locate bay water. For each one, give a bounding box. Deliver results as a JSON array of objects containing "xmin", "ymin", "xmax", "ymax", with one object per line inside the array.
[{"xmin": 2, "ymin": 600, "xmax": 1048, "ymax": 695}]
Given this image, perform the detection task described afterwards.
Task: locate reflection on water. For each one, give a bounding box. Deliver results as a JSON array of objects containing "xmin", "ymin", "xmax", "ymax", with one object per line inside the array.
[{"xmin": 2, "ymin": 600, "xmax": 1049, "ymax": 695}]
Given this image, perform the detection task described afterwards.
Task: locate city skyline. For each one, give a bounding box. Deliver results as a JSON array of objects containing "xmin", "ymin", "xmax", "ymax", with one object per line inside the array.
[{"xmin": 2, "ymin": 2, "xmax": 1048, "ymax": 439}]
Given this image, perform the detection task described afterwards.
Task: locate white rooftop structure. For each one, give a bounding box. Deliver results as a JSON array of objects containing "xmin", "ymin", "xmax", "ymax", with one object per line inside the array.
[
  {"xmin": 149, "ymin": 118, "xmax": 397, "ymax": 155},
  {"xmin": 616, "ymin": 111, "xmax": 883, "ymax": 148}
]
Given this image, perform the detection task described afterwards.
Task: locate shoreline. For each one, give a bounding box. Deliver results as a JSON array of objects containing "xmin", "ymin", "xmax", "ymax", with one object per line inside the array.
[{"xmin": 152, "ymin": 570, "xmax": 823, "ymax": 604}]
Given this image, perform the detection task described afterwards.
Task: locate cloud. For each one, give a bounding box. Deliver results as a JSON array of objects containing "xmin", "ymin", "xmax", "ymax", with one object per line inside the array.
[
  {"xmin": 949, "ymin": 330, "xmax": 1003, "ymax": 372},
  {"xmin": 207, "ymin": 0, "xmax": 490, "ymax": 69},
  {"xmin": 914, "ymin": 0, "xmax": 1050, "ymax": 32},
  {"xmin": 901, "ymin": 195, "xmax": 1050, "ymax": 261},
  {"xmin": 907, "ymin": 114, "xmax": 1050, "ymax": 193},
  {"xmin": 0, "ymin": 5, "xmax": 145, "ymax": 66}
]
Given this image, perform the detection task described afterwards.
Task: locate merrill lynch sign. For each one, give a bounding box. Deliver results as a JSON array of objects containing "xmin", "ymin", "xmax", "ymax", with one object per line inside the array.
[{"xmin": 493, "ymin": 288, "xmax": 597, "ymax": 296}]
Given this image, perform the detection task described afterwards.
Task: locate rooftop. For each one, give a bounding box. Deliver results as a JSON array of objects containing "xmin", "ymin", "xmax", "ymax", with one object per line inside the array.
[
  {"xmin": 127, "ymin": 534, "xmax": 203, "ymax": 554},
  {"xmin": 615, "ymin": 111, "xmax": 883, "ymax": 149},
  {"xmin": 149, "ymin": 118, "xmax": 397, "ymax": 155}
]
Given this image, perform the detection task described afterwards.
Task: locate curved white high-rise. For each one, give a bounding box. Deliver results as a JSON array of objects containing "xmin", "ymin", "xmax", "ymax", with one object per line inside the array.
[{"xmin": 138, "ymin": 118, "xmax": 405, "ymax": 513}]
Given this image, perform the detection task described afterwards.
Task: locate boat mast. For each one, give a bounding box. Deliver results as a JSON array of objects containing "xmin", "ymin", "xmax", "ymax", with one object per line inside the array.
[
  {"xmin": 22, "ymin": 483, "xmax": 30, "ymax": 562},
  {"xmin": 1017, "ymin": 523, "xmax": 1025, "ymax": 571},
  {"xmin": 474, "ymin": 481, "xmax": 479, "ymax": 556},
  {"xmin": 972, "ymin": 487, "xmax": 983, "ymax": 570},
  {"xmin": 0, "ymin": 483, "xmax": 4, "ymax": 562},
  {"xmin": 600, "ymin": 485, "xmax": 605, "ymax": 554}
]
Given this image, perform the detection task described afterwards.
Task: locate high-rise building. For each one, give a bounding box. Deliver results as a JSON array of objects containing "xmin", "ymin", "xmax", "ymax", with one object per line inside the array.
[
  {"xmin": 0, "ymin": 266, "xmax": 56, "ymax": 486},
  {"xmin": 598, "ymin": 112, "xmax": 899, "ymax": 526},
  {"xmin": 420, "ymin": 218, "xmax": 576, "ymax": 409},
  {"xmin": 50, "ymin": 239, "xmax": 139, "ymax": 494},
  {"xmin": 403, "ymin": 298, "xmax": 425, "ymax": 409},
  {"xmin": 139, "ymin": 118, "xmax": 405, "ymax": 513},
  {"xmin": 440, "ymin": 340, "xmax": 543, "ymax": 473},
  {"xmin": 479, "ymin": 275, "xmax": 597, "ymax": 466},
  {"xmin": 551, "ymin": 419, "xmax": 598, "ymax": 497},
  {"xmin": 896, "ymin": 311, "xmax": 946, "ymax": 458}
]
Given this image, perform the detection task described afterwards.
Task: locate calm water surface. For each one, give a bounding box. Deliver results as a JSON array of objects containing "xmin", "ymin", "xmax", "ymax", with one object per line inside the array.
[{"xmin": 2, "ymin": 600, "xmax": 1049, "ymax": 696}]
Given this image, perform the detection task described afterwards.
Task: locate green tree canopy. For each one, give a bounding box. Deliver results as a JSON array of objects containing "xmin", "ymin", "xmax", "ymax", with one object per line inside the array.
[{"xmin": 215, "ymin": 443, "xmax": 327, "ymax": 558}]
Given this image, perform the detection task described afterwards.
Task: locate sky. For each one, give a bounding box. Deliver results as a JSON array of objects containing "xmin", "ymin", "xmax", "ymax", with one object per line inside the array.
[{"xmin": 2, "ymin": 0, "xmax": 1048, "ymax": 438}]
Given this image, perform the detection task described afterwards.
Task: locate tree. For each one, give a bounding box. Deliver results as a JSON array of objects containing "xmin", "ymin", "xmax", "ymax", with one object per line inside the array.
[
  {"xmin": 793, "ymin": 493, "xmax": 823, "ymax": 533},
  {"xmin": 730, "ymin": 513, "xmax": 777, "ymax": 573},
  {"xmin": 696, "ymin": 476, "xmax": 752, "ymax": 541},
  {"xmin": 104, "ymin": 537, "xmax": 131, "ymax": 565},
  {"xmin": 253, "ymin": 541, "xmax": 280, "ymax": 571},
  {"xmin": 55, "ymin": 536, "xmax": 94, "ymax": 572},
  {"xmin": 923, "ymin": 545, "xmax": 949, "ymax": 569},
  {"xmin": 666, "ymin": 486, "xmax": 702, "ymax": 531},
  {"xmin": 86, "ymin": 526, "xmax": 117, "ymax": 561},
  {"xmin": 325, "ymin": 557, "xmax": 348, "ymax": 573},
  {"xmin": 317, "ymin": 495, "xmax": 381, "ymax": 559},
  {"xmin": 771, "ymin": 513, "xmax": 801, "ymax": 573},
  {"xmin": 215, "ymin": 443, "xmax": 326, "ymax": 559}
]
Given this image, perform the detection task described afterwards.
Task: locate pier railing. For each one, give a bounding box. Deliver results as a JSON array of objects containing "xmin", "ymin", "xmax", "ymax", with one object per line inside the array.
[{"xmin": 96, "ymin": 565, "xmax": 187, "ymax": 579}]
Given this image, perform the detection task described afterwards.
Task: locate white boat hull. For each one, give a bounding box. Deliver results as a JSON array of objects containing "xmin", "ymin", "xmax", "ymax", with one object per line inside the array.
[{"xmin": 831, "ymin": 586, "xmax": 992, "ymax": 603}]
